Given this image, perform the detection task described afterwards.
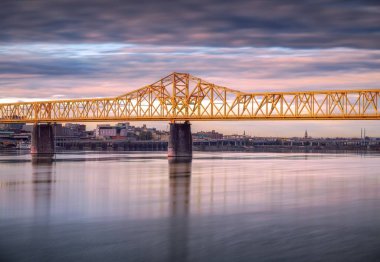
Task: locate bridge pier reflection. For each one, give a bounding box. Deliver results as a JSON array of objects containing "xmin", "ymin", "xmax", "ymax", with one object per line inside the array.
[
  {"xmin": 168, "ymin": 157, "xmax": 192, "ymax": 177},
  {"xmin": 168, "ymin": 121, "xmax": 192, "ymax": 158},
  {"xmin": 31, "ymin": 124, "xmax": 55, "ymax": 163},
  {"xmin": 31, "ymin": 161, "xmax": 55, "ymax": 221},
  {"xmin": 168, "ymin": 157, "xmax": 192, "ymax": 260}
]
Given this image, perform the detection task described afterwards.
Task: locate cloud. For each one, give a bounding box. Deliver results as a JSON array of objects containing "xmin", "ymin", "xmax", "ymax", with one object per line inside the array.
[
  {"xmin": 0, "ymin": 44, "xmax": 379, "ymax": 100},
  {"xmin": 0, "ymin": 0, "xmax": 379, "ymax": 49}
]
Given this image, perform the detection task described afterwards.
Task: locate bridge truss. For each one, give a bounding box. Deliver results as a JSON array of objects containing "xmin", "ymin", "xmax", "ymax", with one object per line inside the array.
[{"xmin": 0, "ymin": 72, "xmax": 379, "ymax": 123}]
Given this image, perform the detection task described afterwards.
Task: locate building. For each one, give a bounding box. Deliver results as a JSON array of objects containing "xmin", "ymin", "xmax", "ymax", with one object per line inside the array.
[
  {"xmin": 0, "ymin": 123, "xmax": 25, "ymax": 131},
  {"xmin": 53, "ymin": 124, "xmax": 75, "ymax": 137},
  {"xmin": 193, "ymin": 130, "xmax": 223, "ymax": 140},
  {"xmin": 95, "ymin": 123, "xmax": 132, "ymax": 139},
  {"xmin": 96, "ymin": 125, "xmax": 117, "ymax": 138},
  {"xmin": 65, "ymin": 123, "xmax": 86, "ymax": 134},
  {"xmin": 94, "ymin": 122, "xmax": 168, "ymax": 141},
  {"xmin": 152, "ymin": 130, "xmax": 169, "ymax": 141}
]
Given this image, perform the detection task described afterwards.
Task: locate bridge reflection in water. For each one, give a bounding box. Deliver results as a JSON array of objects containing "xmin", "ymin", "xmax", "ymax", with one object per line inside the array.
[
  {"xmin": 31, "ymin": 161, "xmax": 55, "ymax": 222},
  {"xmin": 2, "ymin": 153, "xmax": 380, "ymax": 261},
  {"xmin": 168, "ymin": 158, "xmax": 192, "ymax": 261},
  {"xmin": 28, "ymin": 156, "xmax": 194, "ymax": 261}
]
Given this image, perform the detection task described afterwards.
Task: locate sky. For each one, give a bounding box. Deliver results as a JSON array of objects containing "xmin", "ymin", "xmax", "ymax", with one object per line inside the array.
[{"xmin": 0, "ymin": 0, "xmax": 379, "ymax": 137}]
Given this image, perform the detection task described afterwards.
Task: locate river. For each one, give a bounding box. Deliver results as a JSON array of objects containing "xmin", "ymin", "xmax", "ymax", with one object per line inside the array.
[{"xmin": 1, "ymin": 152, "xmax": 380, "ymax": 262}]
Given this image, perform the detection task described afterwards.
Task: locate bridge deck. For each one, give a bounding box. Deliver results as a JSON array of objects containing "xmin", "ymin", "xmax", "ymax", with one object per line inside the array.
[{"xmin": 1, "ymin": 73, "xmax": 379, "ymax": 123}]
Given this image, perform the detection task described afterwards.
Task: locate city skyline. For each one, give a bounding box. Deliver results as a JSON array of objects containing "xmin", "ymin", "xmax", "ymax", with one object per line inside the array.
[
  {"xmin": 0, "ymin": 0, "xmax": 379, "ymax": 136},
  {"xmin": 5, "ymin": 121, "xmax": 375, "ymax": 139}
]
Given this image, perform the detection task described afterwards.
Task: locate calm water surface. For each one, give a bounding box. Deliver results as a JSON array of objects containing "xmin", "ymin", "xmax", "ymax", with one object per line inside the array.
[{"xmin": 1, "ymin": 152, "xmax": 380, "ymax": 262}]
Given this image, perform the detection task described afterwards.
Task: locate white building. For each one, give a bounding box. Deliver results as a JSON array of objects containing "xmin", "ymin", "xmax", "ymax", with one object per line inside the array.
[{"xmin": 96, "ymin": 125, "xmax": 116, "ymax": 138}]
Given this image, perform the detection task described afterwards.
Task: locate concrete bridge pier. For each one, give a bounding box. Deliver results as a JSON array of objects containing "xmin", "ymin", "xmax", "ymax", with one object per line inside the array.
[
  {"xmin": 31, "ymin": 123, "xmax": 55, "ymax": 163},
  {"xmin": 168, "ymin": 121, "xmax": 192, "ymax": 158}
]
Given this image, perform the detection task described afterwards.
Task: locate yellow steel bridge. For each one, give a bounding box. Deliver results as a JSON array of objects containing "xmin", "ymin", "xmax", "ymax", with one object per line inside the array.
[{"xmin": 0, "ymin": 72, "xmax": 379, "ymax": 123}]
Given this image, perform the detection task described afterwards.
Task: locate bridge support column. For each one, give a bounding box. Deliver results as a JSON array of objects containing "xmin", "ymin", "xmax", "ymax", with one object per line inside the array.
[
  {"xmin": 168, "ymin": 121, "xmax": 192, "ymax": 158},
  {"xmin": 31, "ymin": 124, "xmax": 55, "ymax": 162}
]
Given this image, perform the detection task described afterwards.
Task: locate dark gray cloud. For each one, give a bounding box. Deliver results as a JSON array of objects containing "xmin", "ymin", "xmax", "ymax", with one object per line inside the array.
[
  {"xmin": 0, "ymin": 59, "xmax": 100, "ymax": 76},
  {"xmin": 1, "ymin": 44, "xmax": 380, "ymax": 80},
  {"xmin": 0, "ymin": 0, "xmax": 379, "ymax": 48},
  {"xmin": 1, "ymin": 44, "xmax": 379, "ymax": 100}
]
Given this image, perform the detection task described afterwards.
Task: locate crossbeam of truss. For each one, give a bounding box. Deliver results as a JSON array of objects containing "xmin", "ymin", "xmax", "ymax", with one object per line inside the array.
[{"xmin": 0, "ymin": 72, "xmax": 379, "ymax": 123}]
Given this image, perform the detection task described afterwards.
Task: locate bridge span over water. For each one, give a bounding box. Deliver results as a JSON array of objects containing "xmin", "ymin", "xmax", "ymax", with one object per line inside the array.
[{"xmin": 0, "ymin": 72, "xmax": 379, "ymax": 160}]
